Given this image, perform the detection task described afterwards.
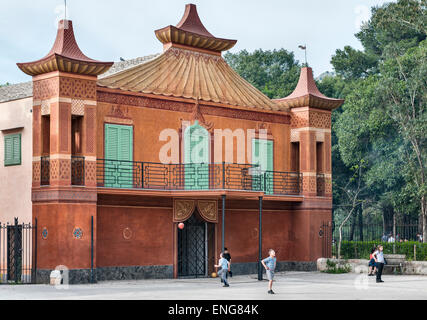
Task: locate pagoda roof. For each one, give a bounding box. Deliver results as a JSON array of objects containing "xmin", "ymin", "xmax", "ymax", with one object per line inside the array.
[
  {"xmin": 17, "ymin": 20, "xmax": 113, "ymax": 77},
  {"xmin": 274, "ymin": 67, "xmax": 344, "ymax": 110},
  {"xmin": 98, "ymin": 47, "xmax": 280, "ymax": 111},
  {"xmin": 155, "ymin": 4, "xmax": 237, "ymax": 53}
]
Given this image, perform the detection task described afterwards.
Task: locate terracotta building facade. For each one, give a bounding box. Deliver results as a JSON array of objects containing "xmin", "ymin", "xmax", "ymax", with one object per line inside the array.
[{"xmin": 17, "ymin": 4, "xmax": 343, "ymax": 283}]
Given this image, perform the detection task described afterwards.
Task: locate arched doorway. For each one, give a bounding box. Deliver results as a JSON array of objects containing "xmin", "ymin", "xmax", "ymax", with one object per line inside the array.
[{"xmin": 177, "ymin": 210, "xmax": 215, "ymax": 278}]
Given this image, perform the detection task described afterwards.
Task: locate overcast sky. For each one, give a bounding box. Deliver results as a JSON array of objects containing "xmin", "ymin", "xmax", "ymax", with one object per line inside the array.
[{"xmin": 0, "ymin": 0, "xmax": 392, "ymax": 84}]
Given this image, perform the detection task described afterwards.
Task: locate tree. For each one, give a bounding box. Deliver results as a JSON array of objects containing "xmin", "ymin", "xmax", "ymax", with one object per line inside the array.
[
  {"xmin": 356, "ymin": 0, "xmax": 426, "ymax": 58},
  {"xmin": 331, "ymin": 46, "xmax": 378, "ymax": 79},
  {"xmin": 327, "ymin": 0, "xmax": 426, "ymax": 240},
  {"xmin": 378, "ymin": 40, "xmax": 427, "ymax": 241},
  {"xmin": 337, "ymin": 162, "xmax": 367, "ymax": 259},
  {"xmin": 224, "ymin": 49, "xmax": 301, "ymax": 99}
]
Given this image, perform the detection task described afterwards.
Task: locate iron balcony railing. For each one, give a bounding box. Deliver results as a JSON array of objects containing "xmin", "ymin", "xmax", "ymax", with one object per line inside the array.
[
  {"xmin": 317, "ymin": 173, "xmax": 326, "ymax": 196},
  {"xmin": 40, "ymin": 156, "xmax": 50, "ymax": 186},
  {"xmin": 96, "ymin": 159, "xmax": 302, "ymax": 196},
  {"xmin": 39, "ymin": 156, "xmax": 85, "ymax": 186},
  {"xmin": 71, "ymin": 156, "xmax": 85, "ymax": 186}
]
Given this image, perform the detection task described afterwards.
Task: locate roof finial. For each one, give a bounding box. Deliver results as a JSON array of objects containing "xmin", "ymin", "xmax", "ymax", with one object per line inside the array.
[
  {"xmin": 64, "ymin": 0, "xmax": 67, "ymax": 20},
  {"xmin": 298, "ymin": 44, "xmax": 307, "ymax": 67}
]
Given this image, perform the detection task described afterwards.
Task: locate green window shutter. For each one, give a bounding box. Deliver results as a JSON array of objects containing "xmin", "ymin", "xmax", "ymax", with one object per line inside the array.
[
  {"xmin": 4, "ymin": 133, "xmax": 21, "ymax": 166},
  {"xmin": 105, "ymin": 125, "xmax": 119, "ymax": 160},
  {"xmin": 4, "ymin": 136, "xmax": 13, "ymax": 165},
  {"xmin": 13, "ymin": 135, "xmax": 21, "ymax": 164},
  {"xmin": 118, "ymin": 125, "xmax": 133, "ymax": 161},
  {"xmin": 266, "ymin": 140, "xmax": 273, "ymax": 171},
  {"xmin": 104, "ymin": 124, "xmax": 133, "ymax": 188},
  {"xmin": 252, "ymin": 139, "xmax": 274, "ymax": 194},
  {"xmin": 184, "ymin": 122, "xmax": 209, "ymax": 190}
]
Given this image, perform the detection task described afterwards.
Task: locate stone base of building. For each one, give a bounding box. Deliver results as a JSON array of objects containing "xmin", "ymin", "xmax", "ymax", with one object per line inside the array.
[
  {"xmin": 96, "ymin": 265, "xmax": 174, "ymax": 281},
  {"xmin": 36, "ymin": 265, "xmax": 174, "ymax": 284},
  {"xmin": 36, "ymin": 269, "xmax": 93, "ymax": 285}
]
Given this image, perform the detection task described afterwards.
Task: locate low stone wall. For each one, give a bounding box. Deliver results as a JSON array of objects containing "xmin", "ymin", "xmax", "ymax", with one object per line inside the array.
[
  {"xmin": 403, "ymin": 261, "xmax": 427, "ymax": 275},
  {"xmin": 317, "ymin": 258, "xmax": 427, "ymax": 275}
]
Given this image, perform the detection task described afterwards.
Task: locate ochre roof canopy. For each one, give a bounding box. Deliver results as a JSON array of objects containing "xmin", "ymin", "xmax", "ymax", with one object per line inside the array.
[
  {"xmin": 99, "ymin": 4, "xmax": 279, "ymax": 111},
  {"xmin": 17, "ymin": 20, "xmax": 113, "ymax": 77},
  {"xmin": 98, "ymin": 48, "xmax": 279, "ymax": 111},
  {"xmin": 155, "ymin": 4, "xmax": 237, "ymax": 53},
  {"xmin": 274, "ymin": 67, "xmax": 344, "ymax": 110}
]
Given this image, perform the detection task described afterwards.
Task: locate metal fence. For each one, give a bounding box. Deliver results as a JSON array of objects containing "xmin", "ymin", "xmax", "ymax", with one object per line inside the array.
[
  {"xmin": 96, "ymin": 160, "xmax": 302, "ymax": 196},
  {"xmin": 333, "ymin": 222, "xmax": 420, "ymax": 242},
  {"xmin": 0, "ymin": 218, "xmax": 37, "ymax": 284},
  {"xmin": 322, "ymin": 221, "xmax": 426, "ymax": 260}
]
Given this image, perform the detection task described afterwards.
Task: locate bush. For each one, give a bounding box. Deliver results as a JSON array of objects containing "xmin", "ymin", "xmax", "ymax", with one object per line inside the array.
[
  {"xmin": 333, "ymin": 241, "xmax": 427, "ymax": 260},
  {"xmin": 323, "ymin": 259, "xmax": 351, "ymax": 274}
]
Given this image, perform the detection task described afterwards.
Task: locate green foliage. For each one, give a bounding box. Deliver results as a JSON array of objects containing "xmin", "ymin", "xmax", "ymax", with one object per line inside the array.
[
  {"xmin": 336, "ymin": 241, "xmax": 427, "ymax": 260},
  {"xmin": 331, "ymin": 46, "xmax": 378, "ymax": 79},
  {"xmin": 355, "ymin": 0, "xmax": 426, "ymax": 58},
  {"xmin": 327, "ymin": 0, "xmax": 426, "ymax": 227},
  {"xmin": 224, "ymin": 49, "xmax": 300, "ymax": 99},
  {"xmin": 323, "ymin": 259, "xmax": 351, "ymax": 274}
]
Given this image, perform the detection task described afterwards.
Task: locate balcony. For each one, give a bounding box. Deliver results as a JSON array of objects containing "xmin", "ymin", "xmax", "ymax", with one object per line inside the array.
[
  {"xmin": 317, "ymin": 173, "xmax": 326, "ymax": 196},
  {"xmin": 39, "ymin": 156, "xmax": 85, "ymax": 186},
  {"xmin": 40, "ymin": 156, "xmax": 50, "ymax": 186},
  {"xmin": 71, "ymin": 156, "xmax": 85, "ymax": 186},
  {"xmin": 96, "ymin": 159, "xmax": 302, "ymax": 196}
]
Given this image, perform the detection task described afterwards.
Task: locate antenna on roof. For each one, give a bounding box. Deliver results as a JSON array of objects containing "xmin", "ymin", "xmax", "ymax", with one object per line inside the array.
[
  {"xmin": 298, "ymin": 44, "xmax": 307, "ymax": 67},
  {"xmin": 64, "ymin": 0, "xmax": 67, "ymax": 20}
]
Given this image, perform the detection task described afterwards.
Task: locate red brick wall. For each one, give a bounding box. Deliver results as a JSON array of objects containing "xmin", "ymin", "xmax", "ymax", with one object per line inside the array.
[{"xmin": 96, "ymin": 206, "xmax": 174, "ymax": 267}]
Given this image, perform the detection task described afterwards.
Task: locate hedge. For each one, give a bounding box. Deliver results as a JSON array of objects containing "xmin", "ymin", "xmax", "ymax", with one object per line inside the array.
[{"xmin": 333, "ymin": 241, "xmax": 427, "ymax": 261}]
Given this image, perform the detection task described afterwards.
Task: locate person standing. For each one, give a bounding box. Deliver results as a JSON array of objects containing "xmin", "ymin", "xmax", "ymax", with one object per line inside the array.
[
  {"xmin": 261, "ymin": 249, "xmax": 277, "ymax": 294},
  {"xmin": 223, "ymin": 247, "xmax": 232, "ymax": 278},
  {"xmin": 374, "ymin": 245, "xmax": 385, "ymax": 283},
  {"xmin": 214, "ymin": 252, "xmax": 230, "ymax": 287},
  {"xmin": 368, "ymin": 246, "xmax": 377, "ymax": 276}
]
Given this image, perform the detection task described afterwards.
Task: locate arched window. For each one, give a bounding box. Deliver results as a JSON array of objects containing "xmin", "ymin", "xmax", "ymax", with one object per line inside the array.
[{"xmin": 184, "ymin": 121, "xmax": 210, "ymax": 190}]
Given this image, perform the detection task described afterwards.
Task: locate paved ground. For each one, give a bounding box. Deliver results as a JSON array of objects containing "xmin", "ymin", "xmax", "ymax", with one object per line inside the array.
[{"xmin": 1, "ymin": 272, "xmax": 426, "ymax": 300}]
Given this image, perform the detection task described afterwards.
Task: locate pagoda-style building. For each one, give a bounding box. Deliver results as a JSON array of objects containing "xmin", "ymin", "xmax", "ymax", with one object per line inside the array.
[{"xmin": 18, "ymin": 4, "xmax": 343, "ymax": 283}]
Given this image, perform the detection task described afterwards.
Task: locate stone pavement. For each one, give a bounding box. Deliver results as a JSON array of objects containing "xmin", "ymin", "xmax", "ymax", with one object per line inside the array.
[{"xmin": 1, "ymin": 272, "xmax": 426, "ymax": 300}]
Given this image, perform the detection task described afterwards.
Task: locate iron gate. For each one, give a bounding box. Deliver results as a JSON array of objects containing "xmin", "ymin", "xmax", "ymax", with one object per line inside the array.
[
  {"xmin": 178, "ymin": 213, "xmax": 207, "ymax": 278},
  {"xmin": 0, "ymin": 218, "xmax": 37, "ymax": 284}
]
